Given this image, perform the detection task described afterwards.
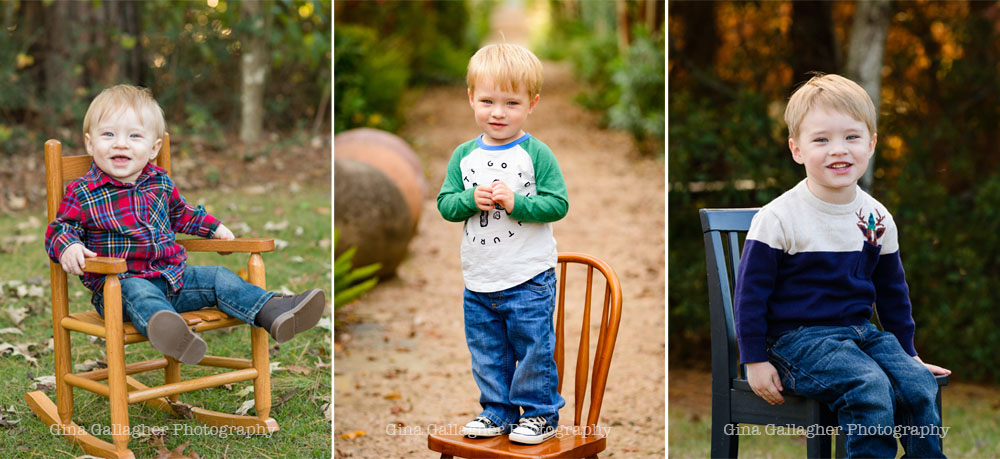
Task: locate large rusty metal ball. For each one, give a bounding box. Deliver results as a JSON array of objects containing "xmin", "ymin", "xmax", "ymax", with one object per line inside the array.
[
  {"xmin": 334, "ymin": 128, "xmax": 425, "ymax": 231},
  {"xmin": 334, "ymin": 158, "xmax": 414, "ymax": 278}
]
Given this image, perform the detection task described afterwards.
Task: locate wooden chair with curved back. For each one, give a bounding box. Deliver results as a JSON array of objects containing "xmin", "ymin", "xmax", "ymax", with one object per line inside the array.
[
  {"xmin": 26, "ymin": 134, "xmax": 280, "ymax": 459},
  {"xmin": 428, "ymin": 252, "xmax": 623, "ymax": 459}
]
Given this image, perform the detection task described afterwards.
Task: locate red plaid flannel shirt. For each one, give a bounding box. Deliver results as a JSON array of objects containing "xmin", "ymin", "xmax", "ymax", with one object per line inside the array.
[{"xmin": 45, "ymin": 162, "xmax": 220, "ymax": 295}]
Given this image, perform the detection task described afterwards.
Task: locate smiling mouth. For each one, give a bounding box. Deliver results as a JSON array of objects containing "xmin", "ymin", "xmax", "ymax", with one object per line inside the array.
[
  {"xmin": 828, "ymin": 162, "xmax": 852, "ymax": 169},
  {"xmin": 110, "ymin": 154, "xmax": 132, "ymax": 164}
]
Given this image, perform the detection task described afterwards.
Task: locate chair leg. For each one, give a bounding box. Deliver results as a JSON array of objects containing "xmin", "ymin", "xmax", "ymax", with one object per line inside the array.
[
  {"xmin": 806, "ymin": 433, "xmax": 832, "ymax": 459},
  {"xmin": 248, "ymin": 253, "xmax": 272, "ymax": 420},
  {"xmin": 104, "ymin": 277, "xmax": 131, "ymax": 454},
  {"xmin": 835, "ymin": 432, "xmax": 847, "ymax": 459},
  {"xmin": 710, "ymin": 397, "xmax": 738, "ymax": 459},
  {"xmin": 251, "ymin": 326, "xmax": 272, "ymax": 419},
  {"xmin": 165, "ymin": 356, "xmax": 181, "ymax": 402},
  {"xmin": 440, "ymin": 455, "xmax": 453, "ymax": 459}
]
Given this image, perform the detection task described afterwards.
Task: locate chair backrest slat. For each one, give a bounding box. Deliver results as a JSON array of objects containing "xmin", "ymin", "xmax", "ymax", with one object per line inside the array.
[
  {"xmin": 573, "ymin": 265, "xmax": 594, "ymax": 426},
  {"xmin": 700, "ymin": 209, "xmax": 759, "ymax": 387},
  {"xmin": 555, "ymin": 262, "xmax": 567, "ymax": 393},
  {"xmin": 555, "ymin": 253, "xmax": 623, "ymax": 435}
]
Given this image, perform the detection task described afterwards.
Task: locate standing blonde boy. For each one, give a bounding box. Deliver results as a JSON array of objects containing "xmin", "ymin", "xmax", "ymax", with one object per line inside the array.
[
  {"xmin": 45, "ymin": 85, "xmax": 325, "ymax": 365},
  {"xmin": 437, "ymin": 44, "xmax": 568, "ymax": 445},
  {"xmin": 735, "ymin": 74, "xmax": 951, "ymax": 457}
]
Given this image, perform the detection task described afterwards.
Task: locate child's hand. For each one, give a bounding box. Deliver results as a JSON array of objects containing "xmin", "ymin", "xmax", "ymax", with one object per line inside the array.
[
  {"xmin": 914, "ymin": 356, "xmax": 952, "ymax": 376},
  {"xmin": 59, "ymin": 243, "xmax": 97, "ymax": 276},
  {"xmin": 491, "ymin": 181, "xmax": 515, "ymax": 213},
  {"xmin": 746, "ymin": 361, "xmax": 785, "ymax": 405},
  {"xmin": 213, "ymin": 223, "xmax": 235, "ymax": 241},
  {"xmin": 474, "ymin": 185, "xmax": 495, "ymax": 211}
]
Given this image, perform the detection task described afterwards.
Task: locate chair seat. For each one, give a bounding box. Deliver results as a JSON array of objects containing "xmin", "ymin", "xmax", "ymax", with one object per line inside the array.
[
  {"xmin": 61, "ymin": 308, "xmax": 244, "ymax": 344},
  {"xmin": 428, "ymin": 428, "xmax": 606, "ymax": 459}
]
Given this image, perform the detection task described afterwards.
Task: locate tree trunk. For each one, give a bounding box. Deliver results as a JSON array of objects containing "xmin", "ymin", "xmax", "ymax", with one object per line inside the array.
[
  {"xmin": 616, "ymin": 0, "xmax": 630, "ymax": 55},
  {"xmin": 239, "ymin": 0, "xmax": 269, "ymax": 144},
  {"xmin": 669, "ymin": 1, "xmax": 717, "ymax": 79},
  {"xmin": 846, "ymin": 0, "xmax": 891, "ymax": 191},
  {"xmin": 790, "ymin": 1, "xmax": 837, "ymax": 80},
  {"xmin": 43, "ymin": 1, "xmax": 86, "ymax": 136}
]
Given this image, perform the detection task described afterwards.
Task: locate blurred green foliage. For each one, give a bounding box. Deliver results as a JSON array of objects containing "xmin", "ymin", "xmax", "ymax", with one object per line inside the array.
[
  {"xmin": 669, "ymin": 1, "xmax": 1000, "ymax": 382},
  {"xmin": 0, "ymin": 0, "xmax": 331, "ymax": 153},
  {"xmin": 541, "ymin": 1, "xmax": 665, "ymax": 156},
  {"xmin": 333, "ymin": 0, "xmax": 491, "ymax": 134},
  {"xmin": 333, "ymin": 228, "xmax": 380, "ymax": 311}
]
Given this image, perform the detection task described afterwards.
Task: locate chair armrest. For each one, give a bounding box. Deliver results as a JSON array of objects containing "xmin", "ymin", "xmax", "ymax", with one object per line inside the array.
[
  {"xmin": 82, "ymin": 257, "xmax": 127, "ymax": 274},
  {"xmin": 177, "ymin": 238, "xmax": 275, "ymax": 253}
]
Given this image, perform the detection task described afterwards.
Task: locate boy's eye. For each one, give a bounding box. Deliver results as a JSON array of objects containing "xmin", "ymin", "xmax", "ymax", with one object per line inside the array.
[
  {"xmin": 130, "ymin": 133, "xmax": 142, "ymax": 138},
  {"xmin": 507, "ymin": 101, "xmax": 518, "ymax": 106},
  {"xmin": 813, "ymin": 137, "xmax": 827, "ymax": 143},
  {"xmin": 102, "ymin": 132, "xmax": 114, "ymax": 137},
  {"xmin": 847, "ymin": 135, "xmax": 860, "ymax": 140},
  {"xmin": 481, "ymin": 99, "xmax": 493, "ymax": 104}
]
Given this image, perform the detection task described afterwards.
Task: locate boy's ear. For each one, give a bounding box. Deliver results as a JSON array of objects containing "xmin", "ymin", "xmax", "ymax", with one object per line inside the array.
[
  {"xmin": 468, "ymin": 88, "xmax": 475, "ymax": 108},
  {"xmin": 150, "ymin": 137, "xmax": 162, "ymax": 161},
  {"xmin": 527, "ymin": 94, "xmax": 540, "ymax": 113},
  {"xmin": 84, "ymin": 133, "xmax": 94, "ymax": 157},
  {"xmin": 789, "ymin": 137, "xmax": 805, "ymax": 165},
  {"xmin": 868, "ymin": 133, "xmax": 878, "ymax": 157}
]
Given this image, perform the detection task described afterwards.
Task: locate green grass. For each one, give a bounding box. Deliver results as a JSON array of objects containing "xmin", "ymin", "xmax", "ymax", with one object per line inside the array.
[
  {"xmin": 0, "ymin": 186, "xmax": 331, "ymax": 457},
  {"xmin": 668, "ymin": 387, "xmax": 1000, "ymax": 458}
]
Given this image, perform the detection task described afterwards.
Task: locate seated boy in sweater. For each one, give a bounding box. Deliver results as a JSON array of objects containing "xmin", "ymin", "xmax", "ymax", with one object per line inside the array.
[
  {"xmin": 734, "ymin": 74, "xmax": 950, "ymax": 458},
  {"xmin": 45, "ymin": 85, "xmax": 325, "ymax": 365}
]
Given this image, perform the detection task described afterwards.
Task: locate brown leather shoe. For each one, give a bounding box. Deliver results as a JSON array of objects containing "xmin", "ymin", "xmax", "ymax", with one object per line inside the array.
[
  {"xmin": 254, "ymin": 289, "xmax": 326, "ymax": 343},
  {"xmin": 147, "ymin": 310, "xmax": 206, "ymax": 365}
]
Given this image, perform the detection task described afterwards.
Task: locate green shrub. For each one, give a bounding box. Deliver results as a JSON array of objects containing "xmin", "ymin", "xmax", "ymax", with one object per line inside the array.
[
  {"xmin": 333, "ymin": 228, "xmax": 380, "ymax": 310},
  {"xmin": 334, "ymin": 24, "xmax": 410, "ymax": 133}
]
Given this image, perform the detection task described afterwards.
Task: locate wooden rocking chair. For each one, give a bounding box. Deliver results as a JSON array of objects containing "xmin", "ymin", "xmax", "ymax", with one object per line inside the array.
[
  {"xmin": 26, "ymin": 134, "xmax": 280, "ymax": 459},
  {"xmin": 427, "ymin": 253, "xmax": 623, "ymax": 459}
]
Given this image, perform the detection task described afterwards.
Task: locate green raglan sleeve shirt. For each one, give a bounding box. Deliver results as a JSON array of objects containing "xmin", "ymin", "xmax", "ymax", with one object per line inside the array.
[
  {"xmin": 509, "ymin": 138, "xmax": 568, "ymax": 223},
  {"xmin": 437, "ymin": 140, "xmax": 480, "ymax": 222}
]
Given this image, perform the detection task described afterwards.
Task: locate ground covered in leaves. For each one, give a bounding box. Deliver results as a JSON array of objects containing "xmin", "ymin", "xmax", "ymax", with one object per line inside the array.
[{"xmin": 333, "ymin": 55, "xmax": 666, "ymax": 457}]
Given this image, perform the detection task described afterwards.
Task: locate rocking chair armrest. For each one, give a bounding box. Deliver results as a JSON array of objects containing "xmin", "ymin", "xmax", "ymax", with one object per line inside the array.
[
  {"xmin": 81, "ymin": 257, "xmax": 127, "ymax": 274},
  {"xmin": 177, "ymin": 238, "xmax": 275, "ymax": 253}
]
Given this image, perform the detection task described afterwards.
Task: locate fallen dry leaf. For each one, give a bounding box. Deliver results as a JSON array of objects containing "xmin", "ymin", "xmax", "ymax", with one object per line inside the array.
[
  {"xmin": 284, "ymin": 364, "xmax": 312, "ymax": 375},
  {"xmin": 74, "ymin": 359, "xmax": 107, "ymax": 372},
  {"xmin": 0, "ymin": 328, "xmax": 23, "ymax": 335},
  {"xmin": 153, "ymin": 440, "xmax": 201, "ymax": 459},
  {"xmin": 31, "ymin": 375, "xmax": 55, "ymax": 392},
  {"xmin": 5, "ymin": 307, "xmax": 28, "ymax": 325},
  {"xmin": 383, "ymin": 390, "xmax": 403, "ymax": 400},
  {"xmin": 339, "ymin": 430, "xmax": 366, "ymax": 439},
  {"xmin": 235, "ymin": 399, "xmax": 255, "ymax": 416}
]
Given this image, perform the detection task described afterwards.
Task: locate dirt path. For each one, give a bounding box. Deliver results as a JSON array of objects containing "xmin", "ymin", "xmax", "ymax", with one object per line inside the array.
[{"xmin": 333, "ymin": 6, "xmax": 665, "ymax": 457}]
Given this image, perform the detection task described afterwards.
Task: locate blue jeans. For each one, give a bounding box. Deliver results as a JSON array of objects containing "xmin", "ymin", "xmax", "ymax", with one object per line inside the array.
[
  {"xmin": 93, "ymin": 265, "xmax": 275, "ymax": 338},
  {"xmin": 463, "ymin": 269, "xmax": 565, "ymax": 432},
  {"xmin": 767, "ymin": 323, "xmax": 944, "ymax": 458}
]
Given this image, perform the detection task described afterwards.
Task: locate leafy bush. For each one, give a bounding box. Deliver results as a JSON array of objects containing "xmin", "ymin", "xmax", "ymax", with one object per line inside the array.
[
  {"xmin": 333, "ymin": 228, "xmax": 380, "ymax": 310},
  {"xmin": 333, "ymin": 0, "xmax": 489, "ymax": 134},
  {"xmin": 608, "ymin": 28, "xmax": 665, "ymax": 155},
  {"xmin": 334, "ymin": 24, "xmax": 410, "ymax": 133}
]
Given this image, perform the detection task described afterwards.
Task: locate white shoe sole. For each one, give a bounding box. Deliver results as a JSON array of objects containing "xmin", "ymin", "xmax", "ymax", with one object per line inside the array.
[
  {"xmin": 508, "ymin": 428, "xmax": 557, "ymax": 445},
  {"xmin": 460, "ymin": 426, "xmax": 504, "ymax": 438}
]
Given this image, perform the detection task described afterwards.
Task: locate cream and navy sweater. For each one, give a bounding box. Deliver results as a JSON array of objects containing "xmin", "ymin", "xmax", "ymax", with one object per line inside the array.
[{"xmin": 734, "ymin": 180, "xmax": 917, "ymax": 363}]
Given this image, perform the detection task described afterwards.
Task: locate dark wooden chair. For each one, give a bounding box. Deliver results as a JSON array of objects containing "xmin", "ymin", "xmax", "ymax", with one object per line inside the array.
[
  {"xmin": 699, "ymin": 208, "xmax": 947, "ymax": 458},
  {"xmin": 26, "ymin": 135, "xmax": 280, "ymax": 458},
  {"xmin": 428, "ymin": 253, "xmax": 623, "ymax": 459}
]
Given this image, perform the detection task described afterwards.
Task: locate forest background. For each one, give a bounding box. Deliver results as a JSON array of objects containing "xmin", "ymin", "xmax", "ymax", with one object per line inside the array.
[{"xmin": 669, "ymin": 0, "xmax": 1000, "ymax": 383}]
